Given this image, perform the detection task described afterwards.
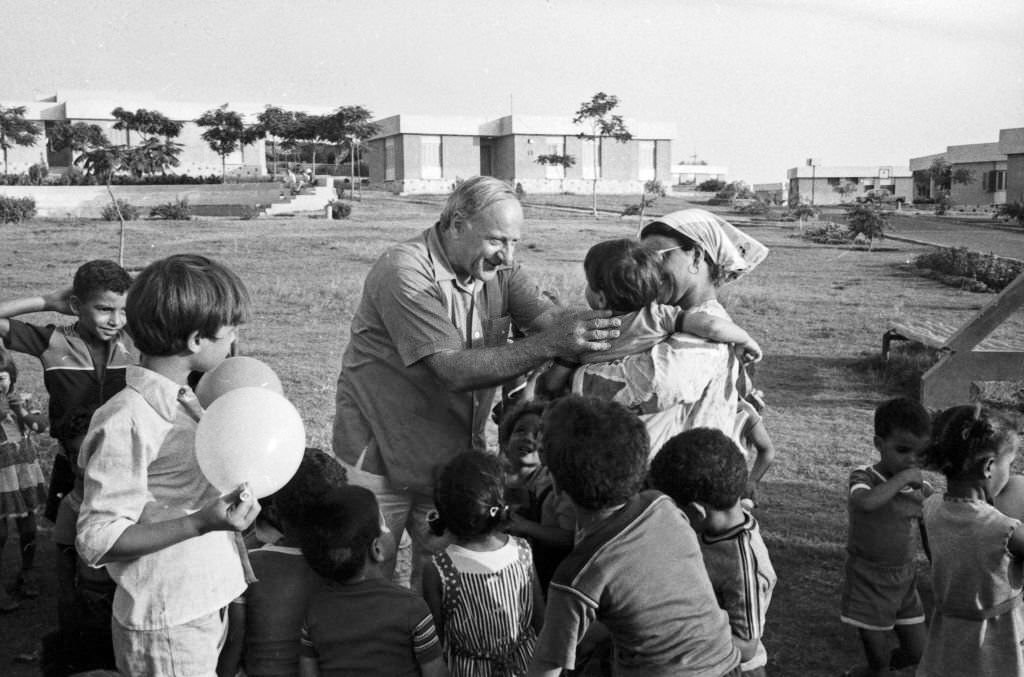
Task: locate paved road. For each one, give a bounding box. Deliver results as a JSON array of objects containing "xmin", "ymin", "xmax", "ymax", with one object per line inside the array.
[{"xmin": 886, "ymin": 213, "xmax": 1024, "ymax": 261}]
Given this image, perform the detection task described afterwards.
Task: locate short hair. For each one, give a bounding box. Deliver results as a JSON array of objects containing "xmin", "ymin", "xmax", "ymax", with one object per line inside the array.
[
  {"xmin": 433, "ymin": 451, "xmax": 510, "ymax": 541},
  {"xmin": 268, "ymin": 448, "xmax": 348, "ymax": 528},
  {"xmin": 923, "ymin": 404, "xmax": 1020, "ymax": 480},
  {"xmin": 127, "ymin": 254, "xmax": 251, "ymax": 356},
  {"xmin": 497, "ymin": 399, "xmax": 547, "ymax": 452},
  {"xmin": 0, "ymin": 347, "xmax": 18, "ymax": 387},
  {"xmin": 72, "ymin": 259, "xmax": 132, "ymax": 301},
  {"xmin": 874, "ymin": 397, "xmax": 931, "ymax": 438},
  {"xmin": 650, "ymin": 428, "xmax": 748, "ymax": 511},
  {"xmin": 299, "ymin": 485, "xmax": 381, "ymax": 583},
  {"xmin": 542, "ymin": 395, "xmax": 649, "ymax": 510},
  {"xmin": 640, "ymin": 222, "xmax": 726, "ymax": 286},
  {"xmin": 584, "ymin": 239, "xmax": 662, "ymax": 312},
  {"xmin": 438, "ymin": 176, "xmax": 518, "ymax": 232}
]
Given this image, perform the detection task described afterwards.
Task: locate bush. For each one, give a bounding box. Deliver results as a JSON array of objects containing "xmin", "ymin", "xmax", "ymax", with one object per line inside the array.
[
  {"xmin": 844, "ymin": 203, "xmax": 889, "ymax": 243},
  {"xmin": 914, "ymin": 247, "xmax": 1024, "ymax": 293},
  {"xmin": 997, "ymin": 201, "xmax": 1024, "ymax": 226},
  {"xmin": 27, "ymin": 163, "xmax": 48, "ymax": 185},
  {"xmin": 788, "ymin": 203, "xmax": 818, "ymax": 221},
  {"xmin": 149, "ymin": 198, "xmax": 192, "ymax": 220},
  {"xmin": 696, "ymin": 178, "xmax": 726, "ymax": 192},
  {"xmin": 238, "ymin": 204, "xmax": 262, "ymax": 220},
  {"xmin": 100, "ymin": 199, "xmax": 140, "ymax": 221},
  {"xmin": 0, "ymin": 196, "xmax": 36, "ymax": 223},
  {"xmin": 328, "ymin": 200, "xmax": 352, "ymax": 219},
  {"xmin": 643, "ymin": 179, "xmax": 667, "ymax": 198},
  {"xmin": 736, "ymin": 200, "xmax": 770, "ymax": 215},
  {"xmin": 800, "ymin": 221, "xmax": 853, "ymax": 245}
]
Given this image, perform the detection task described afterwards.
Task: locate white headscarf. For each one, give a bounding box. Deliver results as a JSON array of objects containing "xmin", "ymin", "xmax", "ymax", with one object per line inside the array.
[{"xmin": 639, "ymin": 209, "xmax": 768, "ymax": 282}]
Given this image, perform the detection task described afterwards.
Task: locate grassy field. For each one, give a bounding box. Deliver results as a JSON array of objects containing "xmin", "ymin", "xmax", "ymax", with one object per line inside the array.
[{"xmin": 3, "ymin": 196, "xmax": 1022, "ymax": 675}]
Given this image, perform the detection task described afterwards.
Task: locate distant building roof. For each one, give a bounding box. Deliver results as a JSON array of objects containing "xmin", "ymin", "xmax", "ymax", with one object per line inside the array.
[
  {"xmin": 670, "ymin": 163, "xmax": 728, "ymax": 175},
  {"xmin": 787, "ymin": 165, "xmax": 911, "ymax": 179},
  {"xmin": 999, "ymin": 127, "xmax": 1024, "ymax": 155},
  {"xmin": 369, "ymin": 114, "xmax": 675, "ymax": 141},
  {"xmin": 910, "ymin": 141, "xmax": 1007, "ymax": 170}
]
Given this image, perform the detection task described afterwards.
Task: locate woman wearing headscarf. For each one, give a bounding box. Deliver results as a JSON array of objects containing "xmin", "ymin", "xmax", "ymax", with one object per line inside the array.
[{"xmin": 571, "ymin": 209, "xmax": 769, "ymax": 457}]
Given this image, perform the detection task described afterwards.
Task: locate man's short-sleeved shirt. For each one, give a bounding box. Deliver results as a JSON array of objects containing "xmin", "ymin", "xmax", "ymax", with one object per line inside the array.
[
  {"xmin": 847, "ymin": 464, "xmax": 924, "ymax": 565},
  {"xmin": 300, "ymin": 577, "xmax": 441, "ymax": 676},
  {"xmin": 701, "ymin": 512, "xmax": 777, "ymax": 672},
  {"xmin": 333, "ymin": 224, "xmax": 550, "ymax": 492},
  {"xmin": 534, "ymin": 491, "xmax": 740, "ymax": 677},
  {"xmin": 4, "ymin": 320, "xmax": 136, "ymax": 441}
]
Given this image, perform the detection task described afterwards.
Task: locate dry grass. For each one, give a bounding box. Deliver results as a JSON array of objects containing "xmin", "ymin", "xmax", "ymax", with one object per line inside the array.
[{"xmin": 3, "ymin": 197, "xmax": 1023, "ymax": 675}]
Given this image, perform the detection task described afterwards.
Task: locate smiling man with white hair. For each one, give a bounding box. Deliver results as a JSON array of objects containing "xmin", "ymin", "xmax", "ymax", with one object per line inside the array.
[{"xmin": 333, "ymin": 175, "xmax": 619, "ymax": 587}]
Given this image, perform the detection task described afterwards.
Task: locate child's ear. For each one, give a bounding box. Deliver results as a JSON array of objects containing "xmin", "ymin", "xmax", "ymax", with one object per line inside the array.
[
  {"xmin": 185, "ymin": 330, "xmax": 203, "ymax": 355},
  {"xmin": 68, "ymin": 294, "xmax": 82, "ymax": 315},
  {"xmin": 982, "ymin": 456, "xmax": 996, "ymax": 479},
  {"xmin": 873, "ymin": 435, "xmax": 884, "ymax": 452}
]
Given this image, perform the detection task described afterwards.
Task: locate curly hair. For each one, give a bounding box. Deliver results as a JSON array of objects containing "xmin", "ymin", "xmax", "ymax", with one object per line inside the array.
[
  {"xmin": 497, "ymin": 399, "xmax": 547, "ymax": 452},
  {"xmin": 583, "ymin": 239, "xmax": 662, "ymax": 313},
  {"xmin": 268, "ymin": 448, "xmax": 348, "ymax": 528},
  {"xmin": 72, "ymin": 259, "xmax": 132, "ymax": 300},
  {"xmin": 542, "ymin": 395, "xmax": 649, "ymax": 510},
  {"xmin": 432, "ymin": 451, "xmax": 510, "ymax": 541},
  {"xmin": 649, "ymin": 428, "xmax": 747, "ymax": 510},
  {"xmin": 874, "ymin": 397, "xmax": 931, "ymax": 439},
  {"xmin": 923, "ymin": 404, "xmax": 1020, "ymax": 480},
  {"xmin": 299, "ymin": 485, "xmax": 380, "ymax": 584}
]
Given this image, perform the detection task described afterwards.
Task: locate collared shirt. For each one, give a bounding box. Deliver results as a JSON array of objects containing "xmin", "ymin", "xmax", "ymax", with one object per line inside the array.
[
  {"xmin": 333, "ymin": 224, "xmax": 550, "ymax": 492},
  {"xmin": 77, "ymin": 365, "xmax": 246, "ymax": 630},
  {"xmin": 4, "ymin": 320, "xmax": 136, "ymax": 441}
]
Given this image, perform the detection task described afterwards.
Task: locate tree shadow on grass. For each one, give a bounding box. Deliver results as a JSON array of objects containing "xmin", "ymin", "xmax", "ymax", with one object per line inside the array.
[{"xmin": 757, "ymin": 354, "xmax": 898, "ymax": 409}]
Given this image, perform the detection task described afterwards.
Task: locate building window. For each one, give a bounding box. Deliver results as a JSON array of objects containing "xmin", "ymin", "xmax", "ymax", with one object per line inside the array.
[
  {"xmin": 544, "ymin": 137, "xmax": 565, "ymax": 179},
  {"xmin": 985, "ymin": 170, "xmax": 1007, "ymax": 192},
  {"xmin": 384, "ymin": 138, "xmax": 395, "ymax": 181},
  {"xmin": 637, "ymin": 140, "xmax": 655, "ymax": 181},
  {"xmin": 421, "ymin": 135, "xmax": 441, "ymax": 179},
  {"xmin": 581, "ymin": 138, "xmax": 600, "ymax": 180},
  {"xmin": 827, "ymin": 177, "xmax": 840, "ymax": 186}
]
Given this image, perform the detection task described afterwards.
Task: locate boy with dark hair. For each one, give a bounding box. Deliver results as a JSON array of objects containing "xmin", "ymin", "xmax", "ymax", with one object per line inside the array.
[
  {"xmin": 528, "ymin": 395, "xmax": 741, "ymax": 677},
  {"xmin": 219, "ymin": 448, "xmax": 348, "ymax": 677},
  {"xmin": 840, "ymin": 397, "xmax": 932, "ymax": 677},
  {"xmin": 0, "ymin": 258, "xmax": 134, "ymax": 673},
  {"xmin": 650, "ymin": 428, "xmax": 777, "ymax": 677},
  {"xmin": 76, "ymin": 254, "xmax": 261, "ymax": 677},
  {"xmin": 298, "ymin": 485, "xmax": 446, "ymax": 677}
]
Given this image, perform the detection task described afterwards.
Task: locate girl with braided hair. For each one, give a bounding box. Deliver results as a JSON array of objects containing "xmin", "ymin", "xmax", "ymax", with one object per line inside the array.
[{"xmin": 918, "ymin": 404, "xmax": 1024, "ymax": 676}]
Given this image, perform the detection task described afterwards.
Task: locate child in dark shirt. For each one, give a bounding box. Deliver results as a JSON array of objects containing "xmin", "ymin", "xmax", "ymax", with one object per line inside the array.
[{"xmin": 299, "ymin": 485, "xmax": 447, "ymax": 677}]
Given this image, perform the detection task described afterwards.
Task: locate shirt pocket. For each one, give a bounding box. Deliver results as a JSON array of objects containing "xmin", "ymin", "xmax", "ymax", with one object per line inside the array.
[{"xmin": 483, "ymin": 314, "xmax": 512, "ymax": 347}]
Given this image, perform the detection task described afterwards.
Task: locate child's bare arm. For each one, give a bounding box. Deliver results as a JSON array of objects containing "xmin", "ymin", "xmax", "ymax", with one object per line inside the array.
[
  {"xmin": 678, "ymin": 311, "xmax": 761, "ymax": 363},
  {"xmin": 1008, "ymin": 524, "xmax": 1024, "ymax": 560},
  {"xmin": 506, "ymin": 513, "xmax": 573, "ymax": 550},
  {"xmin": 99, "ymin": 485, "xmax": 260, "ymax": 564},
  {"xmin": 421, "ymin": 559, "xmax": 445, "ymax": 642},
  {"xmin": 744, "ymin": 420, "xmax": 776, "ymax": 503},
  {"xmin": 849, "ymin": 469, "xmax": 923, "ymax": 513},
  {"xmin": 0, "ymin": 287, "xmax": 75, "ymax": 338}
]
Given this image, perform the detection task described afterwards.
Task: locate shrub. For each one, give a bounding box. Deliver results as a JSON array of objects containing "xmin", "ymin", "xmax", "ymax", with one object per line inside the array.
[
  {"xmin": 643, "ymin": 179, "xmax": 667, "ymax": 198},
  {"xmin": 149, "ymin": 198, "xmax": 192, "ymax": 220},
  {"xmin": 329, "ymin": 200, "xmax": 352, "ymax": 219},
  {"xmin": 238, "ymin": 204, "xmax": 261, "ymax": 220},
  {"xmin": 697, "ymin": 178, "xmax": 726, "ymax": 192},
  {"xmin": 788, "ymin": 203, "xmax": 818, "ymax": 221},
  {"xmin": 736, "ymin": 200, "xmax": 770, "ymax": 215},
  {"xmin": 800, "ymin": 221, "xmax": 853, "ymax": 245},
  {"xmin": 100, "ymin": 199, "xmax": 140, "ymax": 221},
  {"xmin": 0, "ymin": 196, "xmax": 36, "ymax": 223},
  {"xmin": 844, "ymin": 202, "xmax": 889, "ymax": 244},
  {"xmin": 997, "ymin": 200, "xmax": 1024, "ymax": 226},
  {"xmin": 914, "ymin": 247, "xmax": 1024, "ymax": 293},
  {"xmin": 27, "ymin": 163, "xmax": 48, "ymax": 185},
  {"xmin": 935, "ymin": 193, "xmax": 954, "ymax": 216}
]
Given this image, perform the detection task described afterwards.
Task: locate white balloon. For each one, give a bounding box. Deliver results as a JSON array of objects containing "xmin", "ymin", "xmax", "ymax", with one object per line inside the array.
[
  {"xmin": 195, "ymin": 356, "xmax": 284, "ymax": 409},
  {"xmin": 195, "ymin": 387, "xmax": 305, "ymax": 499}
]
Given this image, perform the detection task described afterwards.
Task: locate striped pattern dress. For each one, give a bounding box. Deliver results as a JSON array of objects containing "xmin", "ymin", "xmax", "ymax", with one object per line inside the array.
[
  {"xmin": 433, "ymin": 536, "xmax": 537, "ymax": 677},
  {"xmin": 0, "ymin": 411, "xmax": 47, "ymax": 518}
]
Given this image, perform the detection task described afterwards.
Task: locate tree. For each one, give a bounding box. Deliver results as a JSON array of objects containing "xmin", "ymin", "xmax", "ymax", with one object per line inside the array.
[
  {"xmin": 790, "ymin": 202, "xmax": 818, "ymax": 232},
  {"xmin": 75, "ymin": 138, "xmax": 182, "ymax": 266},
  {"xmin": 48, "ymin": 121, "xmax": 110, "ymax": 155},
  {"xmin": 573, "ymin": 92, "xmax": 632, "ymax": 217},
  {"xmin": 697, "ymin": 178, "xmax": 726, "ymax": 192},
  {"xmin": 318, "ymin": 105, "xmax": 378, "ymax": 198},
  {"xmin": 257, "ymin": 106, "xmax": 300, "ymax": 175},
  {"xmin": 111, "ymin": 107, "xmax": 183, "ymax": 148},
  {"xmin": 927, "ymin": 158, "xmax": 952, "ymax": 194},
  {"xmin": 0, "ymin": 105, "xmax": 42, "ymax": 175},
  {"xmin": 195, "ymin": 104, "xmax": 246, "ymax": 181},
  {"xmin": 535, "ymin": 152, "xmax": 576, "ymax": 193},
  {"xmin": 844, "ymin": 202, "xmax": 889, "ymax": 249}
]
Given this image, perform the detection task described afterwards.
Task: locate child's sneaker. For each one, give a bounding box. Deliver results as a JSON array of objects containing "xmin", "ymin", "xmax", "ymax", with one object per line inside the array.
[{"xmin": 14, "ymin": 570, "xmax": 39, "ymax": 598}]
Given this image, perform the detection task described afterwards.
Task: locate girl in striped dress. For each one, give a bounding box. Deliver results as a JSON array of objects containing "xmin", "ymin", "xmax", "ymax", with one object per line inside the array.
[
  {"xmin": 424, "ymin": 451, "xmax": 544, "ymax": 677},
  {"xmin": 0, "ymin": 348, "xmax": 48, "ymax": 611}
]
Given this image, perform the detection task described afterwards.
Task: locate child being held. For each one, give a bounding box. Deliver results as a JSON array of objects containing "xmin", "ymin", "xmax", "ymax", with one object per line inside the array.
[
  {"xmin": 918, "ymin": 404, "xmax": 1024, "ymax": 677},
  {"xmin": 528, "ymin": 395, "xmax": 741, "ymax": 677},
  {"xmin": 299, "ymin": 485, "xmax": 446, "ymax": 677},
  {"xmin": 650, "ymin": 428, "xmax": 777, "ymax": 677},
  {"xmin": 498, "ymin": 399, "xmax": 573, "ymax": 591},
  {"xmin": 840, "ymin": 397, "xmax": 932, "ymax": 677},
  {"xmin": 219, "ymin": 448, "xmax": 348, "ymax": 677},
  {"xmin": 0, "ymin": 348, "xmax": 48, "ymax": 612},
  {"xmin": 76, "ymin": 254, "xmax": 261, "ymax": 677},
  {"xmin": 423, "ymin": 451, "xmax": 544, "ymax": 676}
]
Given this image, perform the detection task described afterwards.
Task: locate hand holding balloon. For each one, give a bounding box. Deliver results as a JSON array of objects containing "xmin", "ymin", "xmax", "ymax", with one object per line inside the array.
[{"xmin": 191, "ymin": 483, "xmax": 261, "ymax": 534}]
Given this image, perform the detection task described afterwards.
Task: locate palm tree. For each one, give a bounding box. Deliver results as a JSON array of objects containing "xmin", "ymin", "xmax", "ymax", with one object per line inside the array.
[{"xmin": 0, "ymin": 105, "xmax": 42, "ymax": 175}]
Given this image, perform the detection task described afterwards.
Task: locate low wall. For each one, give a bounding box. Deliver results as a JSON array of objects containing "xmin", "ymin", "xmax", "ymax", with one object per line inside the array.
[{"xmin": 0, "ymin": 183, "xmax": 285, "ymax": 218}]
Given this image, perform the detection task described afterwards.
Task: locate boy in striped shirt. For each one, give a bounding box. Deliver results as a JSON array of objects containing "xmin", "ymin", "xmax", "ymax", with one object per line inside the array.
[{"xmin": 651, "ymin": 428, "xmax": 777, "ymax": 677}]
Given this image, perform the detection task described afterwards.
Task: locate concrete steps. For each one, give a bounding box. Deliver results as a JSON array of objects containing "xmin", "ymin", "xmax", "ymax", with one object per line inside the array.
[{"xmin": 264, "ymin": 185, "xmax": 336, "ymax": 216}]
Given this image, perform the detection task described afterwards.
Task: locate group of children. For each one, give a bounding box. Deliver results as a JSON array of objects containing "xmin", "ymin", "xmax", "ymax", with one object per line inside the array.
[{"xmin": 0, "ymin": 234, "xmax": 1022, "ymax": 676}]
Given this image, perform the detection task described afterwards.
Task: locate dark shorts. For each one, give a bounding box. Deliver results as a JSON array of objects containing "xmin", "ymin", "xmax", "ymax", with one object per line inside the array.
[{"xmin": 840, "ymin": 555, "xmax": 925, "ymax": 631}]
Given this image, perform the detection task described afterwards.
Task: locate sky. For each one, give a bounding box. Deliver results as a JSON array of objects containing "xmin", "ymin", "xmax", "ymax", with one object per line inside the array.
[{"xmin": 2, "ymin": 0, "xmax": 1022, "ymax": 184}]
